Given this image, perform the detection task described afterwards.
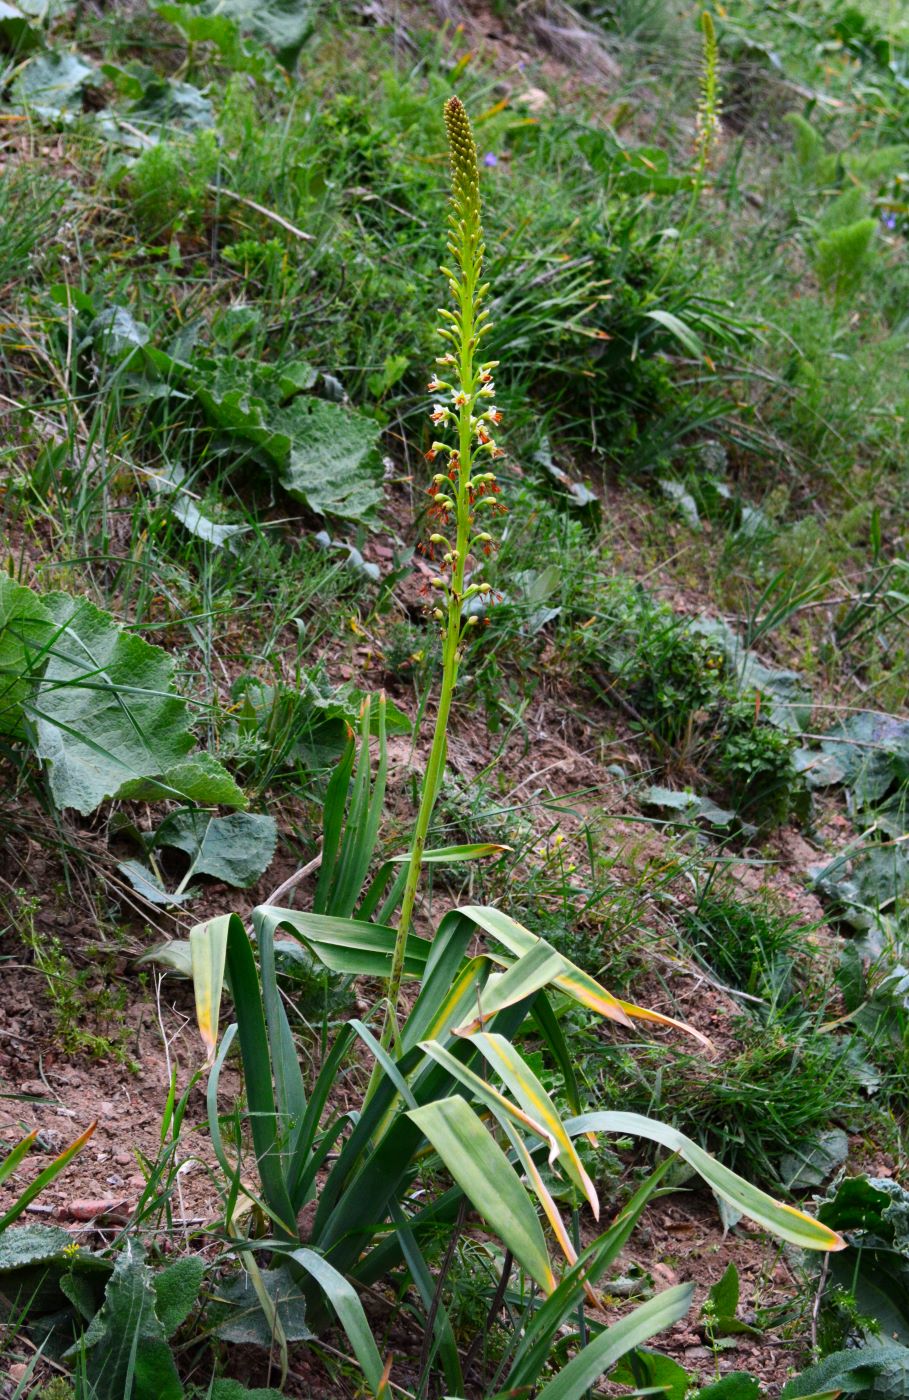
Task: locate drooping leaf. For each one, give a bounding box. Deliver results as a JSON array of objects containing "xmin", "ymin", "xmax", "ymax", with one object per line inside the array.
[
  {"xmin": 566, "ymin": 1112, "xmax": 845, "ymax": 1252},
  {"xmin": 286, "ymin": 1249, "xmax": 384, "ymax": 1393},
  {"xmin": 645, "ymin": 308, "xmax": 705, "ymax": 359}
]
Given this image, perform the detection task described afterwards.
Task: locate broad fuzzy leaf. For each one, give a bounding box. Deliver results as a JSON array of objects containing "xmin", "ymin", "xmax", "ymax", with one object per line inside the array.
[
  {"xmin": 79, "ymin": 1241, "xmax": 183, "ymax": 1400},
  {"xmin": 276, "ymin": 396, "xmax": 384, "ymax": 524},
  {"xmin": 153, "ymin": 810, "xmax": 277, "ymax": 888},
  {"xmin": 13, "ymin": 588, "xmax": 244, "ymax": 814}
]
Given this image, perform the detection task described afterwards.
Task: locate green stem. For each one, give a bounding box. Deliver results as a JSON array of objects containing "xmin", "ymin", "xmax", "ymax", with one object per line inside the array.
[{"xmin": 381, "ymin": 238, "xmax": 477, "ymax": 1050}]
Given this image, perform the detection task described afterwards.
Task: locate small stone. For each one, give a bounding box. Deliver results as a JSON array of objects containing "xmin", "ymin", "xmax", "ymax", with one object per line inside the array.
[{"xmin": 517, "ymin": 87, "xmax": 549, "ymax": 113}]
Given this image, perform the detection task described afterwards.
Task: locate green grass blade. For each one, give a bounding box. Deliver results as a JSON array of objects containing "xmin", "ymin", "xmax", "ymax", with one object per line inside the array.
[
  {"xmin": 214, "ymin": 914, "xmax": 297, "ymax": 1237},
  {"xmin": 508, "ymin": 1156, "xmax": 679, "ymax": 1389},
  {"xmin": 0, "ymin": 1130, "xmax": 38, "ymax": 1187},
  {"xmin": 0, "ymin": 1122, "xmax": 96, "ymax": 1230},
  {"xmin": 313, "ymin": 728, "xmax": 356, "ymax": 915}
]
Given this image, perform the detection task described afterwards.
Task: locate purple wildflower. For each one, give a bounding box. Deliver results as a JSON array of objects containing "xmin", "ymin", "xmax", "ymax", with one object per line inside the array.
[{"xmin": 483, "ymin": 152, "xmax": 498, "ymax": 167}]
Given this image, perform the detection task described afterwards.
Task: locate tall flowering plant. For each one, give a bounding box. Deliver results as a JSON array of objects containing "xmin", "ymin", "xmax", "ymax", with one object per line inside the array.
[
  {"xmin": 384, "ymin": 96, "xmax": 506, "ymax": 1033},
  {"xmin": 180, "ymin": 97, "xmax": 845, "ymax": 1390}
]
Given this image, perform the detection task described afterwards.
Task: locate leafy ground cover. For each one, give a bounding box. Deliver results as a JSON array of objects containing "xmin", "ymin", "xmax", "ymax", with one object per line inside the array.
[{"xmin": 2, "ymin": 0, "xmax": 909, "ymax": 1395}]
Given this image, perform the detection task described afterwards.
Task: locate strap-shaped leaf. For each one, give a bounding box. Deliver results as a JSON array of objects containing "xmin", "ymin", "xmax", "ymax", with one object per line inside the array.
[
  {"xmin": 419, "ymin": 1040, "xmax": 555, "ymax": 1149},
  {"xmin": 508, "ymin": 1156, "xmax": 678, "ymax": 1389},
  {"xmin": 465, "ymin": 1032, "xmax": 598, "ymax": 1217},
  {"xmin": 454, "ymin": 940, "xmax": 566, "ymax": 1033},
  {"xmin": 253, "ymin": 906, "xmax": 431, "ymax": 978},
  {"xmin": 566, "ymin": 1112, "xmax": 846, "ymax": 1252},
  {"xmin": 191, "ymin": 916, "xmax": 229, "ymax": 1065},
  {"xmin": 534, "ymin": 1283, "xmax": 695, "ymax": 1400},
  {"xmin": 405, "ymin": 955, "xmax": 491, "ymax": 1056},
  {"xmin": 194, "ymin": 913, "xmax": 296, "ymax": 1236},
  {"xmin": 286, "ymin": 1248, "xmax": 386, "ymax": 1397},
  {"xmin": 499, "ymin": 1120, "xmax": 598, "ymax": 1304},
  {"xmin": 461, "ymin": 905, "xmax": 711, "ymax": 1046},
  {"xmin": 409, "ymin": 1097, "xmax": 557, "ymax": 1294}
]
